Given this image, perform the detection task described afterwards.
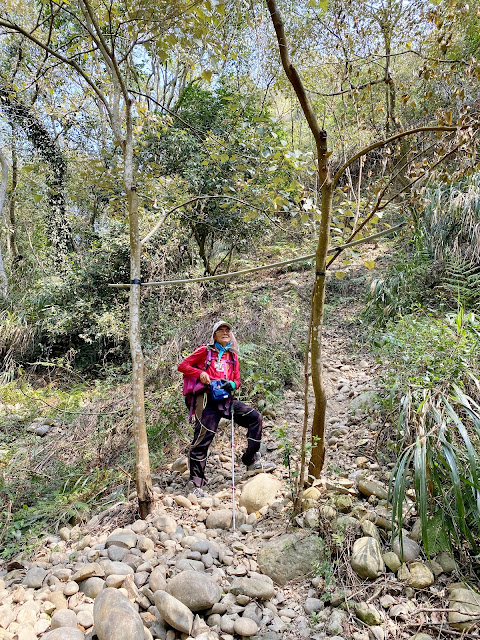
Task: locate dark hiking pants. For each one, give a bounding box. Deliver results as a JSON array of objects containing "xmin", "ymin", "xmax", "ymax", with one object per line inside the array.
[{"xmin": 189, "ymin": 394, "xmax": 262, "ymax": 488}]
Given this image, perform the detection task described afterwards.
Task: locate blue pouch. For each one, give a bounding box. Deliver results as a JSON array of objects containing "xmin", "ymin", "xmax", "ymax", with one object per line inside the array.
[{"xmin": 210, "ymin": 379, "xmax": 230, "ymax": 402}]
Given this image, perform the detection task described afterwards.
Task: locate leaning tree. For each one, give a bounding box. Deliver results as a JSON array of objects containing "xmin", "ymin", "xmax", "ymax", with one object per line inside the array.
[{"xmin": 265, "ymin": 0, "xmax": 479, "ymax": 488}]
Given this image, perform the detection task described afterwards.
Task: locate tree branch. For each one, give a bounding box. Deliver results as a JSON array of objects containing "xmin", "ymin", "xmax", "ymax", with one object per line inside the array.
[
  {"xmin": 0, "ymin": 19, "xmax": 113, "ymax": 122},
  {"xmin": 333, "ymin": 123, "xmax": 477, "ymax": 186},
  {"xmin": 141, "ymin": 194, "xmax": 292, "ymax": 245},
  {"xmin": 308, "ymin": 77, "xmax": 385, "ymax": 97}
]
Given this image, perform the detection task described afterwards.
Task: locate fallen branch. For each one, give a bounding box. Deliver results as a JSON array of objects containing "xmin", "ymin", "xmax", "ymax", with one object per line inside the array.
[{"xmin": 109, "ymin": 222, "xmax": 406, "ymax": 288}]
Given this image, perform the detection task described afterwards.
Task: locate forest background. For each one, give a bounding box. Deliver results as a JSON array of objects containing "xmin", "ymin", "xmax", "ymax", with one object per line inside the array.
[{"xmin": 0, "ymin": 0, "xmax": 480, "ymax": 562}]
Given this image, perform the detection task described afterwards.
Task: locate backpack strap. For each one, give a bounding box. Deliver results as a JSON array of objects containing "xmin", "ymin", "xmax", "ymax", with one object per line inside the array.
[{"xmin": 188, "ymin": 348, "xmax": 213, "ymax": 423}]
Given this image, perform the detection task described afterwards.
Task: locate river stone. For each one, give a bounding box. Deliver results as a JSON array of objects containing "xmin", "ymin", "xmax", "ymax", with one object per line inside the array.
[
  {"xmin": 105, "ymin": 530, "xmax": 137, "ymax": 549},
  {"xmin": 234, "ymin": 617, "xmax": 258, "ymax": 636},
  {"xmin": 51, "ymin": 610, "xmax": 78, "ymax": 629},
  {"xmin": 437, "ymin": 551, "xmax": 456, "ymax": 573},
  {"xmin": 46, "ymin": 590, "xmax": 68, "ymax": 611},
  {"xmin": 361, "ymin": 520, "xmax": 381, "ymax": 543},
  {"xmin": 205, "ymin": 509, "xmax": 246, "ymax": 530},
  {"xmin": 79, "ymin": 577, "xmax": 105, "ymax": 599},
  {"xmin": 229, "ymin": 577, "xmax": 275, "ymax": 600},
  {"xmin": 72, "ymin": 563, "xmax": 104, "ymax": 582},
  {"xmin": 23, "ymin": 567, "xmax": 47, "ymax": 588},
  {"xmin": 407, "ymin": 562, "xmax": 434, "ymax": 589},
  {"xmin": 302, "ymin": 487, "xmax": 321, "ymax": 502},
  {"xmin": 172, "ymin": 456, "xmax": 189, "ymax": 473},
  {"xmin": 167, "ymin": 570, "xmax": 222, "ymax": 611},
  {"xmin": 239, "ymin": 474, "xmax": 282, "ymax": 514},
  {"xmin": 257, "ymin": 533, "xmax": 325, "ymax": 585},
  {"xmin": 175, "ymin": 558, "xmax": 205, "ymax": 572},
  {"xmin": 42, "ymin": 630, "xmax": 85, "ymax": 640},
  {"xmin": 448, "ymin": 587, "xmax": 480, "ymax": 630},
  {"xmin": 154, "ymin": 515, "xmax": 178, "ymax": 534},
  {"xmin": 327, "ymin": 609, "xmax": 347, "ymax": 635},
  {"xmin": 154, "ymin": 590, "xmax": 193, "ymax": 634},
  {"xmin": 304, "ymin": 598, "xmax": 323, "ymax": 614},
  {"xmin": 149, "ymin": 566, "xmax": 167, "ymax": 593},
  {"xmin": 383, "ymin": 551, "xmax": 401, "ymax": 573},
  {"xmin": 409, "ymin": 635, "xmax": 435, "ymax": 640},
  {"xmin": 351, "ymin": 537, "xmax": 385, "ymax": 579},
  {"xmin": 392, "ymin": 535, "xmax": 420, "ymax": 563},
  {"xmin": 93, "ymin": 588, "xmax": 144, "ymax": 639},
  {"xmin": 397, "ymin": 563, "xmax": 410, "ymax": 581},
  {"xmin": 354, "ymin": 601, "xmax": 384, "ymax": 626},
  {"xmin": 357, "ymin": 478, "xmax": 388, "ymax": 500},
  {"xmin": 101, "ymin": 560, "xmax": 134, "ymax": 577}
]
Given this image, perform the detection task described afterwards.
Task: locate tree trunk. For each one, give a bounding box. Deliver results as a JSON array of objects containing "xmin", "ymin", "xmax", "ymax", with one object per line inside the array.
[
  {"xmin": 266, "ymin": 0, "xmax": 333, "ymax": 481},
  {"xmin": 7, "ymin": 131, "xmax": 18, "ymax": 260},
  {"xmin": 0, "ymin": 148, "xmax": 9, "ymax": 297},
  {"xmin": 308, "ymin": 174, "xmax": 333, "ymax": 480},
  {"xmin": 125, "ymin": 100, "xmax": 154, "ymax": 518}
]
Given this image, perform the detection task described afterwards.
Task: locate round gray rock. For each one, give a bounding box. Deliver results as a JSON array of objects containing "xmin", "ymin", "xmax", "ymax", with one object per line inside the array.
[
  {"xmin": 154, "ymin": 590, "xmax": 193, "ymax": 634},
  {"xmin": 93, "ymin": 587, "xmax": 144, "ymax": 640},
  {"xmin": 23, "ymin": 567, "xmax": 47, "ymax": 589},
  {"xmin": 392, "ymin": 535, "xmax": 420, "ymax": 563},
  {"xmin": 78, "ymin": 577, "xmax": 105, "ymax": 599},
  {"xmin": 153, "ymin": 515, "xmax": 178, "ymax": 534},
  {"xmin": 149, "ymin": 566, "xmax": 167, "ymax": 593},
  {"xmin": 234, "ymin": 617, "xmax": 258, "ymax": 637},
  {"xmin": 51, "ymin": 609, "xmax": 78, "ymax": 629},
  {"xmin": 205, "ymin": 509, "xmax": 246, "ymax": 530},
  {"xmin": 229, "ymin": 577, "xmax": 275, "ymax": 600},
  {"xmin": 105, "ymin": 530, "xmax": 137, "ymax": 549},
  {"xmin": 257, "ymin": 533, "xmax": 325, "ymax": 585},
  {"xmin": 167, "ymin": 570, "xmax": 222, "ymax": 611}
]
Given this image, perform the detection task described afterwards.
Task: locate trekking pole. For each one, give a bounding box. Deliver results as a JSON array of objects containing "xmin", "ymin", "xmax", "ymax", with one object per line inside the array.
[{"xmin": 230, "ymin": 400, "xmax": 236, "ymax": 532}]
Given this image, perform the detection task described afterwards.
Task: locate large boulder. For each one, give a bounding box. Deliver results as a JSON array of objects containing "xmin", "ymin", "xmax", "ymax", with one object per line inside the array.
[
  {"xmin": 257, "ymin": 533, "xmax": 325, "ymax": 585},
  {"xmin": 154, "ymin": 590, "xmax": 194, "ymax": 634},
  {"xmin": 351, "ymin": 537, "xmax": 385, "ymax": 579},
  {"xmin": 93, "ymin": 587, "xmax": 144, "ymax": 640},
  {"xmin": 239, "ymin": 474, "xmax": 282, "ymax": 514},
  {"xmin": 448, "ymin": 587, "xmax": 480, "ymax": 631},
  {"xmin": 167, "ymin": 570, "xmax": 222, "ymax": 611}
]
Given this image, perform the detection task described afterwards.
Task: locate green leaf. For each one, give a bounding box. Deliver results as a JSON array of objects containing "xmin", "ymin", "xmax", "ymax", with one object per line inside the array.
[{"xmin": 202, "ymin": 70, "xmax": 213, "ymax": 83}]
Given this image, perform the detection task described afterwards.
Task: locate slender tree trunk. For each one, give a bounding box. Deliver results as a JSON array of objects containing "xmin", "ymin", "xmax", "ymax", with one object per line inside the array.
[
  {"xmin": 0, "ymin": 149, "xmax": 9, "ymax": 297},
  {"xmin": 266, "ymin": 0, "xmax": 333, "ymax": 481},
  {"xmin": 308, "ymin": 176, "xmax": 333, "ymax": 480},
  {"xmin": 125, "ymin": 100, "xmax": 154, "ymax": 518},
  {"xmin": 7, "ymin": 132, "xmax": 18, "ymax": 260}
]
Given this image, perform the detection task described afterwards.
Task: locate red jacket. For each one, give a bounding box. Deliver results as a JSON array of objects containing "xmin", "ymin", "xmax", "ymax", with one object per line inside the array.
[{"xmin": 178, "ymin": 345, "xmax": 241, "ymax": 389}]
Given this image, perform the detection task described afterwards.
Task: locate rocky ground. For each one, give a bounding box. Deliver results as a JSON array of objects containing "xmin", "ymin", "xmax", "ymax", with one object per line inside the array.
[{"xmin": 1, "ymin": 257, "xmax": 480, "ymax": 640}]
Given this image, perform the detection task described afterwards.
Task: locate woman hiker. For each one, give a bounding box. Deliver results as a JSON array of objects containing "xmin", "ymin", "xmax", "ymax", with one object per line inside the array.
[{"xmin": 178, "ymin": 320, "xmax": 275, "ymax": 498}]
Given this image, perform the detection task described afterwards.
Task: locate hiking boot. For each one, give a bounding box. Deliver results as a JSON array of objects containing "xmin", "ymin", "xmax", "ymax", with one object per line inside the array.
[
  {"xmin": 246, "ymin": 452, "xmax": 277, "ymax": 476},
  {"xmin": 186, "ymin": 481, "xmax": 208, "ymax": 499}
]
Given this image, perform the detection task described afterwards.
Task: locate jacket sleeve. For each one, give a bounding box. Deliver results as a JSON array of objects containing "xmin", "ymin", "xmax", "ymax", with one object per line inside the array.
[
  {"xmin": 178, "ymin": 346, "xmax": 208, "ymax": 378},
  {"xmin": 233, "ymin": 352, "xmax": 241, "ymax": 389}
]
